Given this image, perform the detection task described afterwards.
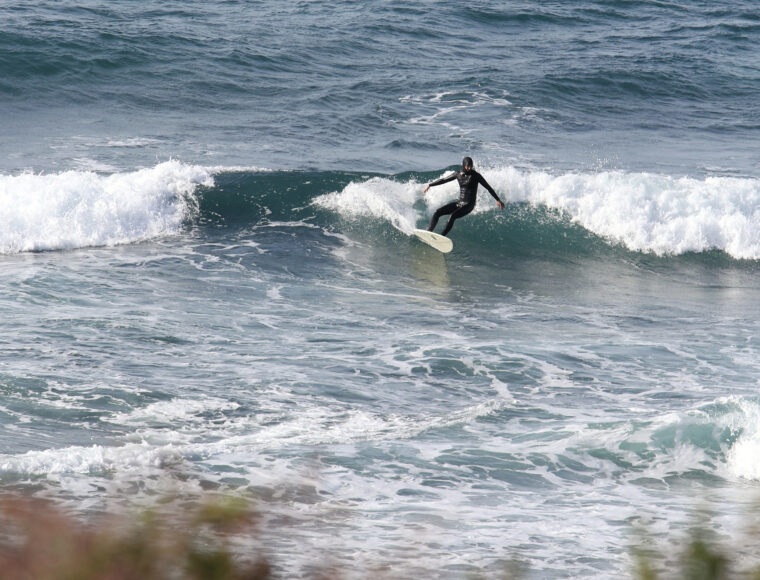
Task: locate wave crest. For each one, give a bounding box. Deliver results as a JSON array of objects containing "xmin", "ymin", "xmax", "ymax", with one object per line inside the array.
[{"xmin": 0, "ymin": 161, "xmax": 213, "ymax": 254}]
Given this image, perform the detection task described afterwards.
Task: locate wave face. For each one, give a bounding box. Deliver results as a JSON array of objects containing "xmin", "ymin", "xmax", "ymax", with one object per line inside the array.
[
  {"xmin": 3, "ymin": 162, "xmax": 760, "ymax": 260},
  {"xmin": 314, "ymin": 166, "xmax": 760, "ymax": 260}
]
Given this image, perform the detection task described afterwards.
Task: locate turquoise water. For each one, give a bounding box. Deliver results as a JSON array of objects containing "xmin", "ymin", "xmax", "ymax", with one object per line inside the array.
[{"xmin": 3, "ymin": 2, "xmax": 760, "ymax": 578}]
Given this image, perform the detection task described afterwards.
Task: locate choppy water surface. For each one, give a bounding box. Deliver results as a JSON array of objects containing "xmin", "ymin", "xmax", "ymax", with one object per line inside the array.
[{"xmin": 3, "ymin": 1, "xmax": 760, "ymax": 577}]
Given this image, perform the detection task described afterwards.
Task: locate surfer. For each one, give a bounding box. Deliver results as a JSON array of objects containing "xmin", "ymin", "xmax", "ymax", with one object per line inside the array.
[{"xmin": 423, "ymin": 157, "xmax": 505, "ymax": 237}]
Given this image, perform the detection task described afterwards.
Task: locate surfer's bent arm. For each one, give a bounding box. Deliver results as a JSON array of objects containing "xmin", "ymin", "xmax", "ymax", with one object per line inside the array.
[{"xmin": 478, "ymin": 173, "xmax": 505, "ymax": 207}]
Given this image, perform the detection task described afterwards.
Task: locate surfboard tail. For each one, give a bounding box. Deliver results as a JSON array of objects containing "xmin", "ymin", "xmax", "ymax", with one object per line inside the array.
[{"xmin": 412, "ymin": 229, "xmax": 453, "ymax": 253}]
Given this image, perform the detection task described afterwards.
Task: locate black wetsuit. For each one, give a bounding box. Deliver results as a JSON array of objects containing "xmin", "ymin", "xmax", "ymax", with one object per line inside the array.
[{"xmin": 427, "ymin": 169, "xmax": 501, "ymax": 236}]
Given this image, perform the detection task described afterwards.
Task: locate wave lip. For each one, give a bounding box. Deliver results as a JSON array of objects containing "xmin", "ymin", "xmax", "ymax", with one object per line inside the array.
[{"xmin": 0, "ymin": 160, "xmax": 213, "ymax": 254}]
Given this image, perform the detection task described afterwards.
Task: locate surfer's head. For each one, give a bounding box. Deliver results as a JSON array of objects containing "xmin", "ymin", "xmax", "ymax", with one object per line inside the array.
[{"xmin": 462, "ymin": 157, "xmax": 473, "ymax": 173}]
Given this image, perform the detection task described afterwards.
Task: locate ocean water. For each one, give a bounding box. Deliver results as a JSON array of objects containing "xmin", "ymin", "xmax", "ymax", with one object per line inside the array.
[{"xmin": 3, "ymin": 1, "xmax": 760, "ymax": 577}]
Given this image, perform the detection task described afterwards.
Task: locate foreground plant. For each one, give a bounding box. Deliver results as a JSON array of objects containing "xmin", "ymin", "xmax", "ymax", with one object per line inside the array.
[
  {"xmin": 0, "ymin": 494, "xmax": 270, "ymax": 580},
  {"xmin": 632, "ymin": 507, "xmax": 760, "ymax": 580}
]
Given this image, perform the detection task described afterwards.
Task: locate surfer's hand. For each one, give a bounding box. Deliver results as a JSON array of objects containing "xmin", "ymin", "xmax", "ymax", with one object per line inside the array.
[
  {"xmin": 423, "ymin": 185, "xmax": 430, "ymax": 194},
  {"xmin": 497, "ymin": 200, "xmax": 505, "ymax": 210}
]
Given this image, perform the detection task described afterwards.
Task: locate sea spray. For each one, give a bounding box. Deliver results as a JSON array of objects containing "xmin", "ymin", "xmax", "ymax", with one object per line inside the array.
[{"xmin": 313, "ymin": 176, "xmax": 421, "ymax": 234}]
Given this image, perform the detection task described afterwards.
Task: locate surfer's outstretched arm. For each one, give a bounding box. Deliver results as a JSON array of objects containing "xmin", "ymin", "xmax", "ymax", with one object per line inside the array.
[{"xmin": 423, "ymin": 172, "xmax": 457, "ymax": 194}]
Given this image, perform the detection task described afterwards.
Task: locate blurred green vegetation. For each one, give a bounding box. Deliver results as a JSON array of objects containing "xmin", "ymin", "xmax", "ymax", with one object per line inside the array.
[
  {"xmin": 0, "ymin": 494, "xmax": 270, "ymax": 580},
  {"xmin": 631, "ymin": 507, "xmax": 760, "ymax": 580}
]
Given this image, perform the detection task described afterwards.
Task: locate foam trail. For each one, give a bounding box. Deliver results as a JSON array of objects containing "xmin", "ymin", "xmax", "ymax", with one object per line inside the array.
[{"xmin": 0, "ymin": 161, "xmax": 213, "ymax": 254}]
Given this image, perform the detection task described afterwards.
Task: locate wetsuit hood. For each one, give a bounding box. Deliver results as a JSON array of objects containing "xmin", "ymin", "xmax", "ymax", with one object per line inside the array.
[{"xmin": 462, "ymin": 157, "xmax": 474, "ymax": 173}]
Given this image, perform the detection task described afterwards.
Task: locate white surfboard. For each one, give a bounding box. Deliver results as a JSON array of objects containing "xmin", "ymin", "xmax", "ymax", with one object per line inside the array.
[{"xmin": 413, "ymin": 229, "xmax": 453, "ymax": 253}]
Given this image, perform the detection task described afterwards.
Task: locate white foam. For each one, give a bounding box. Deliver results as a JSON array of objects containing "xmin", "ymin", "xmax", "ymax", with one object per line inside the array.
[
  {"xmin": 71, "ymin": 158, "xmax": 120, "ymax": 173},
  {"xmin": 721, "ymin": 397, "xmax": 760, "ymax": 480},
  {"xmin": 205, "ymin": 164, "xmax": 275, "ymax": 174},
  {"xmin": 0, "ymin": 442, "xmax": 182, "ymax": 475},
  {"xmin": 108, "ymin": 397, "xmax": 240, "ymax": 426},
  {"xmin": 105, "ymin": 138, "xmax": 162, "ymax": 148},
  {"xmin": 488, "ymin": 166, "xmax": 760, "ymax": 259},
  {"xmin": 314, "ymin": 177, "xmax": 421, "ymax": 234},
  {"xmin": 0, "ymin": 160, "xmax": 213, "ymax": 254},
  {"xmin": 399, "ymin": 90, "xmax": 513, "ymax": 133}
]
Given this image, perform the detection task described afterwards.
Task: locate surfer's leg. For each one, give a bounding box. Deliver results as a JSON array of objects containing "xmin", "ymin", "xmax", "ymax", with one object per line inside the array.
[
  {"xmin": 428, "ymin": 202, "xmax": 459, "ymax": 232},
  {"xmin": 441, "ymin": 203, "xmax": 474, "ymax": 237}
]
